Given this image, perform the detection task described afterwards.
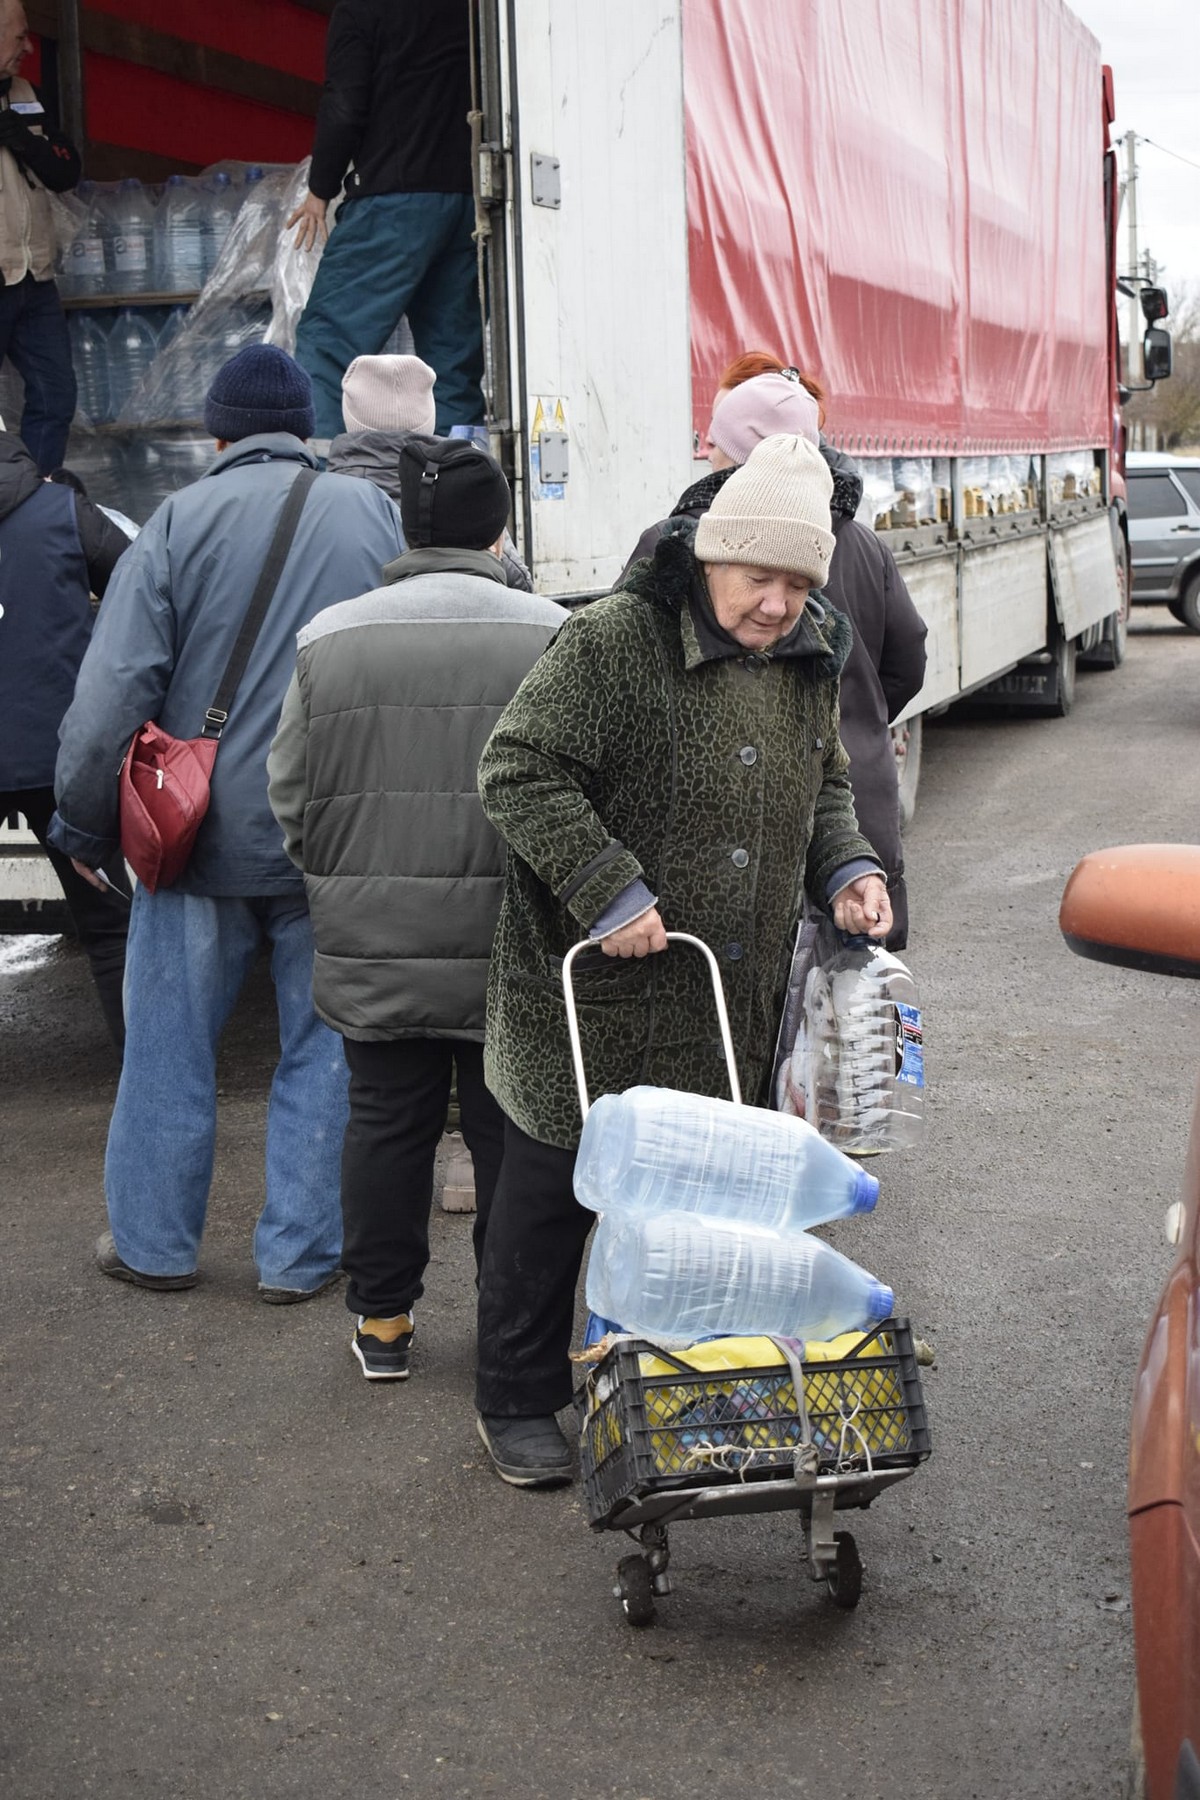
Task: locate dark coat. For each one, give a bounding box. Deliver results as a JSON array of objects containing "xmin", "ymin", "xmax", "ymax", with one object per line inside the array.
[
  {"xmin": 308, "ymin": 0, "xmax": 472, "ymax": 201},
  {"xmin": 623, "ymin": 448, "xmax": 927, "ymax": 947},
  {"xmin": 0, "ymin": 433, "xmax": 129, "ymax": 791},
  {"xmin": 478, "ymin": 525, "xmax": 878, "ymax": 1148}
]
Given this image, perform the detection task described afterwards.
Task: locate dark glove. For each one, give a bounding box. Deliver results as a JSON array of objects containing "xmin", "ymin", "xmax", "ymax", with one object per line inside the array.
[{"xmin": 0, "ymin": 107, "xmax": 28, "ymax": 150}]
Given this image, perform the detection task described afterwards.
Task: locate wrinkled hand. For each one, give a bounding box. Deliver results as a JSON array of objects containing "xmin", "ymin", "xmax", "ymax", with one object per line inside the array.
[
  {"xmin": 831, "ymin": 874, "xmax": 892, "ymax": 940},
  {"xmin": 71, "ymin": 857, "xmax": 109, "ymax": 892},
  {"xmin": 599, "ymin": 905, "xmax": 669, "ymax": 958},
  {"xmin": 286, "ymin": 191, "xmax": 328, "ymax": 252}
]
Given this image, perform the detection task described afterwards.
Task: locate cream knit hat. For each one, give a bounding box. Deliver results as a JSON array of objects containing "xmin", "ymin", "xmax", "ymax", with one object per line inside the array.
[
  {"xmin": 694, "ymin": 433, "xmax": 835, "ymax": 586},
  {"xmin": 341, "ymin": 354, "xmax": 437, "ymax": 435}
]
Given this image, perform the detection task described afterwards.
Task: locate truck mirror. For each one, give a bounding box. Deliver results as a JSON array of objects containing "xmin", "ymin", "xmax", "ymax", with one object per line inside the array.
[
  {"xmin": 1139, "ymin": 284, "xmax": 1170, "ymax": 325},
  {"xmin": 1143, "ymin": 326, "xmax": 1173, "ymax": 383}
]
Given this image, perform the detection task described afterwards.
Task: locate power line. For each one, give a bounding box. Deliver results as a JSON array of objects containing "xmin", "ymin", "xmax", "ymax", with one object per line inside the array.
[{"xmin": 1138, "ymin": 135, "xmax": 1200, "ymax": 175}]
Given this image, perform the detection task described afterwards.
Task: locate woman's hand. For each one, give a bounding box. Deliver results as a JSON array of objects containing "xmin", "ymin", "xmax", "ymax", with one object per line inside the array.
[
  {"xmin": 599, "ymin": 906, "xmax": 669, "ymax": 958},
  {"xmin": 831, "ymin": 874, "xmax": 892, "ymax": 939}
]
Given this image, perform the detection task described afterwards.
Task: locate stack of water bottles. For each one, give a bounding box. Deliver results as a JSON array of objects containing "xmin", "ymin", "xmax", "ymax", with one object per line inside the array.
[{"xmin": 580, "ymin": 1087, "xmax": 895, "ymax": 1347}]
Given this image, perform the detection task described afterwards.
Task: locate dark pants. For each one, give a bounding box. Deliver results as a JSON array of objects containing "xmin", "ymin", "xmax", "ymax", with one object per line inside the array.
[
  {"xmin": 341, "ymin": 1036, "xmax": 505, "ymax": 1319},
  {"xmin": 294, "ymin": 192, "xmax": 485, "ymax": 438},
  {"xmin": 475, "ymin": 1115, "xmax": 594, "ymax": 1419},
  {"xmin": 0, "ymin": 276, "xmax": 77, "ymax": 473},
  {"xmin": 2, "ymin": 786, "xmax": 129, "ymax": 1051}
]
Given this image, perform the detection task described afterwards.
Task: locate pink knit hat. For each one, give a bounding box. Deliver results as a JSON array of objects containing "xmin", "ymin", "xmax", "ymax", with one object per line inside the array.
[
  {"xmin": 709, "ymin": 373, "xmax": 821, "ymax": 464},
  {"xmin": 341, "ymin": 354, "xmax": 437, "ymax": 435}
]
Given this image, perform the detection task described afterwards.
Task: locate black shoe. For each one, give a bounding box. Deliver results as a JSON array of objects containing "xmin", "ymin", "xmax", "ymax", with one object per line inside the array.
[
  {"xmin": 352, "ymin": 1314, "xmax": 414, "ymax": 1381},
  {"xmin": 476, "ymin": 1412, "xmax": 573, "ymax": 1487},
  {"xmin": 95, "ymin": 1231, "xmax": 197, "ymax": 1291},
  {"xmin": 257, "ymin": 1270, "xmax": 343, "ymax": 1305}
]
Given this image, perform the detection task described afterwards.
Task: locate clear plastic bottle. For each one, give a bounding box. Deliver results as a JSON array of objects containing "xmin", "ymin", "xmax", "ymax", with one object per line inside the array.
[
  {"xmin": 573, "ymin": 1086, "xmax": 878, "ymax": 1225},
  {"xmin": 106, "ymin": 309, "xmax": 158, "ymax": 422},
  {"xmin": 69, "ymin": 312, "xmax": 111, "ymax": 424},
  {"xmin": 202, "ymin": 170, "xmax": 238, "ymax": 282},
  {"xmin": 108, "ymin": 178, "xmax": 155, "ymax": 296},
  {"xmin": 799, "ymin": 946, "xmax": 925, "ymax": 1152},
  {"xmin": 585, "ymin": 1211, "xmax": 894, "ymax": 1344},
  {"xmin": 155, "ymin": 174, "xmax": 206, "ymax": 295},
  {"xmin": 61, "ymin": 182, "xmax": 108, "ymax": 299}
]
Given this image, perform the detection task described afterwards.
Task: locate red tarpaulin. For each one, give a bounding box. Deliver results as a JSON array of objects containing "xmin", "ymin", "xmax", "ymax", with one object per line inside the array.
[{"xmin": 684, "ymin": 0, "xmax": 1112, "ymax": 455}]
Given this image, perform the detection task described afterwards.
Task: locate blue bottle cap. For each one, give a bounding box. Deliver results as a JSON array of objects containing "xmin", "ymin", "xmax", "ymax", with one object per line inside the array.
[
  {"xmin": 852, "ymin": 1166, "xmax": 880, "ymax": 1214},
  {"xmin": 867, "ymin": 1280, "xmax": 895, "ymax": 1325}
]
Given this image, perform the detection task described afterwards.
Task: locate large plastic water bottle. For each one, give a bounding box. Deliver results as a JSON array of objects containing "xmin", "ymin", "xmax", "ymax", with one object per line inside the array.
[
  {"xmin": 69, "ymin": 312, "xmax": 111, "ymax": 424},
  {"xmin": 108, "ymin": 178, "xmax": 155, "ymax": 295},
  {"xmin": 61, "ymin": 183, "xmax": 108, "ymax": 298},
  {"xmin": 202, "ymin": 171, "xmax": 238, "ymax": 282},
  {"xmin": 585, "ymin": 1211, "xmax": 894, "ymax": 1344},
  {"xmin": 156, "ymin": 175, "xmax": 206, "ymax": 294},
  {"xmin": 107, "ymin": 309, "xmax": 158, "ymax": 421},
  {"xmin": 573, "ymin": 1087, "xmax": 878, "ymax": 1226},
  {"xmin": 797, "ymin": 946, "xmax": 925, "ymax": 1153}
]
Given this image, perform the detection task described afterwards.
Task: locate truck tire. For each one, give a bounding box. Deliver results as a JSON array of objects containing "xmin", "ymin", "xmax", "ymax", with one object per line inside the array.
[
  {"xmin": 1035, "ymin": 624, "xmax": 1077, "ymax": 718},
  {"xmin": 893, "ymin": 715, "xmax": 922, "ymax": 833}
]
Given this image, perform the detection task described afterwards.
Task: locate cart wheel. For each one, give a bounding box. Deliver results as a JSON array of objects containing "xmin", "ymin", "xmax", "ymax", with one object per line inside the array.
[
  {"xmin": 616, "ymin": 1554, "xmax": 656, "ymax": 1627},
  {"xmin": 825, "ymin": 1532, "xmax": 863, "ymax": 1610}
]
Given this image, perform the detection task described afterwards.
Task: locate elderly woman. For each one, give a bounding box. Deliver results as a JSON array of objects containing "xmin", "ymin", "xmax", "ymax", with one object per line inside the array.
[{"xmin": 474, "ymin": 434, "xmax": 891, "ymax": 1486}]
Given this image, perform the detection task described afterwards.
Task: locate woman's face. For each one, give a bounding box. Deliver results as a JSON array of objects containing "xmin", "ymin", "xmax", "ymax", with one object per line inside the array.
[
  {"xmin": 707, "ymin": 386, "xmax": 736, "ymax": 470},
  {"xmin": 704, "ymin": 563, "xmax": 810, "ymax": 650}
]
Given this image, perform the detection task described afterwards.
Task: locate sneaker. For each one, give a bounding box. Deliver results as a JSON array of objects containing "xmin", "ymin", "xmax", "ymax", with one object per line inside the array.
[
  {"xmin": 257, "ymin": 1270, "xmax": 343, "ymax": 1305},
  {"xmin": 95, "ymin": 1230, "xmax": 197, "ymax": 1291},
  {"xmin": 476, "ymin": 1412, "xmax": 573, "ymax": 1487},
  {"xmin": 352, "ymin": 1314, "xmax": 415, "ymax": 1381}
]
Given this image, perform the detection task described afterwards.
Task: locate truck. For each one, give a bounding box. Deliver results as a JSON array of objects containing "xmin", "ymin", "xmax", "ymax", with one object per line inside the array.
[{"xmin": 0, "ymin": 0, "xmax": 1167, "ymax": 923}]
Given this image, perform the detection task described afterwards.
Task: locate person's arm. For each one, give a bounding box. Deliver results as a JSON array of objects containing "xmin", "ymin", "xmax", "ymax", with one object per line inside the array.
[
  {"xmin": 876, "ymin": 543, "xmax": 928, "ymax": 722},
  {"xmin": 73, "ymin": 494, "xmax": 131, "ymax": 598},
  {"xmin": 47, "ymin": 516, "xmax": 177, "ymax": 870},
  {"xmin": 0, "ymin": 93, "xmax": 80, "ymax": 193},
  {"xmin": 803, "ymin": 691, "xmax": 884, "ymax": 903},
  {"xmin": 477, "ymin": 609, "xmax": 647, "ymax": 929},
  {"xmin": 308, "ymin": 1, "xmax": 375, "ymax": 198},
  {"xmin": 267, "ymin": 670, "xmax": 311, "ymax": 869}
]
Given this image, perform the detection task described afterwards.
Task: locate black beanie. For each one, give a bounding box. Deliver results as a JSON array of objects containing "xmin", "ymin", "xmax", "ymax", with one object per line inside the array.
[
  {"xmin": 397, "ymin": 433, "xmax": 511, "ymax": 550},
  {"xmin": 204, "ymin": 344, "xmax": 316, "ymax": 443}
]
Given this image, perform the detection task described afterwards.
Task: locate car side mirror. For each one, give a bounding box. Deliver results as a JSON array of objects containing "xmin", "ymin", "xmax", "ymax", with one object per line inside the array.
[
  {"xmin": 1060, "ymin": 844, "xmax": 1200, "ymax": 978},
  {"xmin": 1143, "ymin": 326, "xmax": 1173, "ymax": 383}
]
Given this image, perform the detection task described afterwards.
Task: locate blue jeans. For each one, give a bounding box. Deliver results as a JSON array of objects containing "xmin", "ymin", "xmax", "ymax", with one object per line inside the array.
[
  {"xmin": 0, "ymin": 275, "xmax": 77, "ymax": 473},
  {"xmin": 294, "ymin": 192, "xmax": 484, "ymax": 437},
  {"xmin": 105, "ymin": 889, "xmax": 347, "ymax": 1288}
]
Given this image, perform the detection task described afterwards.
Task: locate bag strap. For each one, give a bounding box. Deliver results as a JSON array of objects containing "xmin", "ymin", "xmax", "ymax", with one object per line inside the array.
[{"xmin": 201, "ymin": 465, "xmax": 318, "ymax": 740}]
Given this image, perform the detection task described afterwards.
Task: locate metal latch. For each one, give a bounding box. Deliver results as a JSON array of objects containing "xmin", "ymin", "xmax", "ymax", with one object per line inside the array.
[{"xmin": 478, "ymin": 143, "xmax": 506, "ymax": 205}]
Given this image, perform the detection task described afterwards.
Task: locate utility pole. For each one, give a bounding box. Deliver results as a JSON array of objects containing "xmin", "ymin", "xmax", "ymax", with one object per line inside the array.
[{"xmin": 1125, "ymin": 129, "xmax": 1142, "ymax": 385}]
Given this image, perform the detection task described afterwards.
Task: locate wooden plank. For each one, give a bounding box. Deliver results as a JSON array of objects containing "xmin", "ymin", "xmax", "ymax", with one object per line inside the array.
[{"xmin": 78, "ymin": 14, "xmax": 322, "ymax": 116}]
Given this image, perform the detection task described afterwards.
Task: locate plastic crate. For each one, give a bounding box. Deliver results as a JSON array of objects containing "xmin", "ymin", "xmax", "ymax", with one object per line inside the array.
[{"xmin": 576, "ymin": 1319, "xmax": 930, "ymax": 1528}]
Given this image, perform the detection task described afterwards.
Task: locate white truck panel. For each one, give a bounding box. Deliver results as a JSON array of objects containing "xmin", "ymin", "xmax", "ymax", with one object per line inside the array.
[
  {"xmin": 507, "ymin": 1, "xmax": 693, "ymax": 593},
  {"xmin": 960, "ymin": 537, "xmax": 1047, "ymax": 690},
  {"xmin": 893, "ymin": 554, "xmax": 960, "ymax": 718},
  {"xmin": 1049, "ymin": 515, "xmax": 1122, "ymax": 640}
]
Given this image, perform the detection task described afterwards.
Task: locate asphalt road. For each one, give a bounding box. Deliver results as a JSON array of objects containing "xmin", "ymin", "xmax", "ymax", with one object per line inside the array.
[{"xmin": 3, "ymin": 613, "xmax": 1198, "ymax": 1800}]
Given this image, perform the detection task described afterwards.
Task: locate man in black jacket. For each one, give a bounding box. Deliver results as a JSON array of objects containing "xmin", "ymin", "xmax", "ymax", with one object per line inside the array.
[
  {"xmin": 0, "ymin": 429, "xmax": 131, "ymax": 1048},
  {"xmin": 0, "ymin": 0, "xmax": 82, "ymax": 472},
  {"xmin": 289, "ymin": 0, "xmax": 484, "ymax": 440}
]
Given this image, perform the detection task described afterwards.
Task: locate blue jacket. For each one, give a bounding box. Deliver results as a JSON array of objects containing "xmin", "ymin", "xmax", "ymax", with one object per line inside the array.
[{"xmin": 49, "ymin": 434, "xmax": 404, "ymax": 894}]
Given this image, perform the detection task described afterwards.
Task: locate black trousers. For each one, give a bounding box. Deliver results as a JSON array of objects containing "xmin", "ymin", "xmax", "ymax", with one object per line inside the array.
[
  {"xmin": 2, "ymin": 786, "xmax": 129, "ymax": 1051},
  {"xmin": 340, "ymin": 1036, "xmax": 505, "ymax": 1319},
  {"xmin": 475, "ymin": 1115, "xmax": 595, "ymax": 1419}
]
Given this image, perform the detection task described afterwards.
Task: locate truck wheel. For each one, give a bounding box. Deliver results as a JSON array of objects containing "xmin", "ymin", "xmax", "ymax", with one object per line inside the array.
[
  {"xmin": 1033, "ymin": 625, "xmax": 1076, "ymax": 718},
  {"xmin": 893, "ymin": 716, "xmax": 922, "ymax": 833}
]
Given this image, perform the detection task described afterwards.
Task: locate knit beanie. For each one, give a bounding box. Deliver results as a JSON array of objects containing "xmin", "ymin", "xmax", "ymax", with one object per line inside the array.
[
  {"xmin": 709, "ymin": 373, "xmax": 820, "ymax": 465},
  {"xmin": 204, "ymin": 344, "xmax": 315, "ymax": 442},
  {"xmin": 342, "ymin": 354, "xmax": 437, "ymax": 435},
  {"xmin": 397, "ymin": 433, "xmax": 511, "ymax": 550},
  {"xmin": 693, "ymin": 433, "xmax": 835, "ymax": 585}
]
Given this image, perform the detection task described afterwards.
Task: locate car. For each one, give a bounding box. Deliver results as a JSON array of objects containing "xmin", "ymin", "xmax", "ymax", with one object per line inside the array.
[
  {"xmin": 1060, "ymin": 844, "xmax": 1200, "ymax": 1800},
  {"xmin": 1124, "ymin": 452, "xmax": 1200, "ymax": 632}
]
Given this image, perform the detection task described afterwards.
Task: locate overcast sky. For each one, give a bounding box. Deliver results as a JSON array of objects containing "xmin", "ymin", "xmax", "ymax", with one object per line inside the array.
[{"xmin": 1070, "ymin": 0, "xmax": 1200, "ymax": 302}]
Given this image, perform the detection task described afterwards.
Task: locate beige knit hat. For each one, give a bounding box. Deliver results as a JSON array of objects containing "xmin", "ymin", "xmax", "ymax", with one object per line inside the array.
[
  {"xmin": 341, "ymin": 354, "xmax": 437, "ymax": 435},
  {"xmin": 694, "ymin": 433, "xmax": 835, "ymax": 586}
]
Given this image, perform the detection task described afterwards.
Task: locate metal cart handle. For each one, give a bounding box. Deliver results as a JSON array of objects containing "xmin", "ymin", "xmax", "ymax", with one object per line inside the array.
[{"xmin": 562, "ymin": 931, "xmax": 743, "ymax": 1120}]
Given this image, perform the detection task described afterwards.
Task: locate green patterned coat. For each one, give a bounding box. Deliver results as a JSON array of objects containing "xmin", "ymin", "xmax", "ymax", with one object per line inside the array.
[{"xmin": 478, "ymin": 525, "xmax": 877, "ymax": 1148}]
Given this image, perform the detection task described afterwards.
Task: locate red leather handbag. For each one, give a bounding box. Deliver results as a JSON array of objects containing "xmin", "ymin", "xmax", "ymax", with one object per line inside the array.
[{"xmin": 117, "ymin": 466, "xmax": 316, "ymax": 893}]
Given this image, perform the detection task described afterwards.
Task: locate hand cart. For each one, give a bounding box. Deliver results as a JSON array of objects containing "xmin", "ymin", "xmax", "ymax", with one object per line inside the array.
[{"xmin": 563, "ymin": 934, "xmax": 932, "ymax": 1628}]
